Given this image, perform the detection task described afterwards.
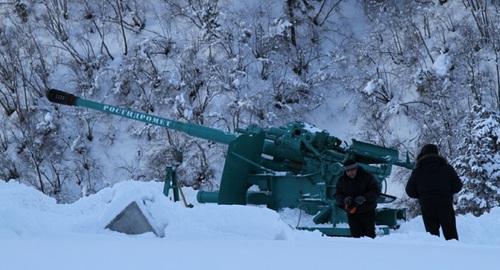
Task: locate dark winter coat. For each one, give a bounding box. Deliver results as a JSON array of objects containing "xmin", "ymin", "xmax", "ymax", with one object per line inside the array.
[
  {"xmin": 334, "ymin": 167, "xmax": 381, "ymax": 214},
  {"xmin": 406, "ymin": 154, "xmax": 462, "ymax": 203}
]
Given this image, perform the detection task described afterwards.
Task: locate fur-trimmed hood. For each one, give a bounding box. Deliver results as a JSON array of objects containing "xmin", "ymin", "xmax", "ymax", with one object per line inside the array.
[{"xmin": 416, "ymin": 153, "xmax": 448, "ymax": 171}]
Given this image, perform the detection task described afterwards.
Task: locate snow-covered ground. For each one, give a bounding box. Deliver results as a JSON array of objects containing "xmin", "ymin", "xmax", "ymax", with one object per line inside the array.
[{"xmin": 1, "ymin": 180, "xmax": 499, "ymax": 270}]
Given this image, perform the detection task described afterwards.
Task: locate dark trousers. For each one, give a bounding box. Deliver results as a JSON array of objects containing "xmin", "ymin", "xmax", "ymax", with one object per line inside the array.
[
  {"xmin": 347, "ymin": 210, "xmax": 376, "ymax": 238},
  {"xmin": 419, "ymin": 200, "xmax": 459, "ymax": 240}
]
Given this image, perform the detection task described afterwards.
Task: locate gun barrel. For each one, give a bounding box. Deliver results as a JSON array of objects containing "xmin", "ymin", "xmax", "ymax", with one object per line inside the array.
[{"xmin": 47, "ymin": 89, "xmax": 238, "ymax": 144}]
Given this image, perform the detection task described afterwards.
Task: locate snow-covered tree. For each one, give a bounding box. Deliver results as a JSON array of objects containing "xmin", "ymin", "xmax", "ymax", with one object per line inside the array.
[{"xmin": 453, "ymin": 105, "xmax": 500, "ymax": 216}]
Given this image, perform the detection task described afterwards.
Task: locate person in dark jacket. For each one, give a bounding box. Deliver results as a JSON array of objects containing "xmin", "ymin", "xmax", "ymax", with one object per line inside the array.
[
  {"xmin": 335, "ymin": 160, "xmax": 381, "ymax": 238},
  {"xmin": 406, "ymin": 144, "xmax": 463, "ymax": 240}
]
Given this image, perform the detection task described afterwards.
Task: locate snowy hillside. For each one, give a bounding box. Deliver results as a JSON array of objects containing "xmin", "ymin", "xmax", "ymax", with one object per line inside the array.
[
  {"xmin": 1, "ymin": 1, "xmax": 500, "ymax": 268},
  {"xmin": 2, "ymin": 0, "xmax": 499, "ymax": 210},
  {"xmin": 1, "ymin": 180, "xmax": 499, "ymax": 270}
]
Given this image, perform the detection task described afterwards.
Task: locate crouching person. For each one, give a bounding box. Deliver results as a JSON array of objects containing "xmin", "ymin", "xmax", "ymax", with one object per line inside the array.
[{"xmin": 335, "ymin": 160, "xmax": 381, "ymax": 238}]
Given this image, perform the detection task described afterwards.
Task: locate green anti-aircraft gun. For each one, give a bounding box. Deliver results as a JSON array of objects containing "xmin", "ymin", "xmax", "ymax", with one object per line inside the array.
[{"xmin": 47, "ymin": 89, "xmax": 414, "ymax": 236}]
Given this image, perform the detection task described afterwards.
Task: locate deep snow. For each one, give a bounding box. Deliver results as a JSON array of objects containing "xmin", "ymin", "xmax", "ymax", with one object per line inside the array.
[{"xmin": 1, "ymin": 180, "xmax": 499, "ymax": 270}]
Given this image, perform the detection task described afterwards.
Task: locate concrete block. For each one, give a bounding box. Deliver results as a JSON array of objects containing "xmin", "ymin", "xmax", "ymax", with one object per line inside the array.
[{"xmin": 105, "ymin": 201, "xmax": 163, "ymax": 237}]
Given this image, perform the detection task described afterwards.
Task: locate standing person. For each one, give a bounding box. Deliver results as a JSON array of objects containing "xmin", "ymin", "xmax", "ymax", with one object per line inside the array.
[
  {"xmin": 406, "ymin": 144, "xmax": 463, "ymax": 240},
  {"xmin": 335, "ymin": 160, "xmax": 381, "ymax": 238}
]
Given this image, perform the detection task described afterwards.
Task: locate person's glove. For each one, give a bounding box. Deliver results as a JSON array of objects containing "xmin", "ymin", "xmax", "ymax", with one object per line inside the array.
[
  {"xmin": 343, "ymin": 196, "xmax": 353, "ymax": 205},
  {"xmin": 355, "ymin": 196, "xmax": 366, "ymax": 205}
]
